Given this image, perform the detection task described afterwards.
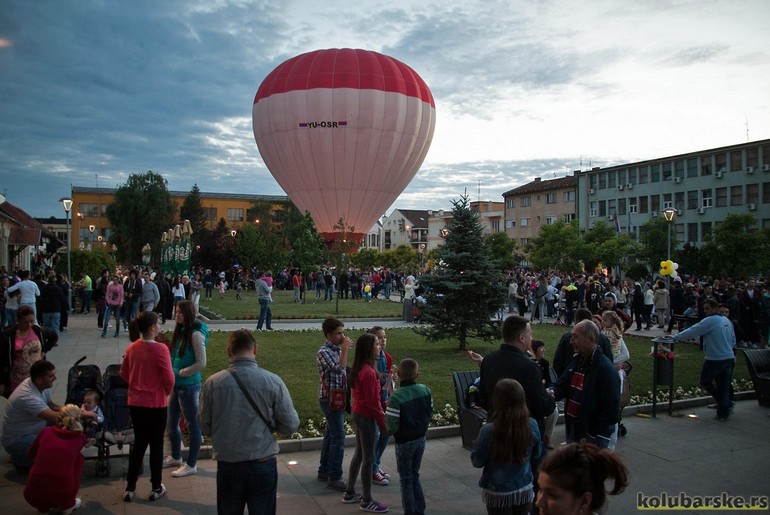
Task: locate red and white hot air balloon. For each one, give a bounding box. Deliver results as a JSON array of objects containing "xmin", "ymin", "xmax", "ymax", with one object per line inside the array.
[{"xmin": 252, "ymin": 48, "xmax": 436, "ymax": 245}]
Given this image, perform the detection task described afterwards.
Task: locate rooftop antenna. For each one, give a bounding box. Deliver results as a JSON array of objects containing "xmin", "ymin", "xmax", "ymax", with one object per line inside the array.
[
  {"xmin": 95, "ymin": 174, "xmax": 99, "ymax": 190},
  {"xmin": 746, "ymin": 113, "xmax": 750, "ymax": 142},
  {"xmin": 477, "ymin": 180, "xmax": 481, "ymax": 202}
]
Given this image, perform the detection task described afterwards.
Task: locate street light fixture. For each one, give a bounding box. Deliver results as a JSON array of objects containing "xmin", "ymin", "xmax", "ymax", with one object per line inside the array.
[
  {"xmin": 663, "ymin": 208, "xmax": 676, "ymax": 287},
  {"xmin": 60, "ymin": 197, "xmax": 73, "ymax": 312},
  {"xmin": 230, "ymin": 229, "xmax": 237, "ymax": 237},
  {"xmin": 88, "ymin": 224, "xmax": 95, "ymax": 250}
]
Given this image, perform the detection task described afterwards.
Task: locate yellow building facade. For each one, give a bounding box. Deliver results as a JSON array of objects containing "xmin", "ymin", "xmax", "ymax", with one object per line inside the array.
[{"xmin": 70, "ymin": 186, "xmax": 288, "ymax": 250}]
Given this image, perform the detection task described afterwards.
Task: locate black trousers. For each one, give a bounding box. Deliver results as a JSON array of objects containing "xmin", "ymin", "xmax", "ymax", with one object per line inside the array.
[{"xmin": 127, "ymin": 406, "xmax": 167, "ymax": 491}]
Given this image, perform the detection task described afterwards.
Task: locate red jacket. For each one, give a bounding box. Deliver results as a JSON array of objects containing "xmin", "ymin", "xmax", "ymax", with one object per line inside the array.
[
  {"xmin": 120, "ymin": 339, "xmax": 175, "ymax": 408},
  {"xmin": 352, "ymin": 364, "xmax": 385, "ymax": 430},
  {"xmin": 24, "ymin": 426, "xmax": 87, "ymax": 512}
]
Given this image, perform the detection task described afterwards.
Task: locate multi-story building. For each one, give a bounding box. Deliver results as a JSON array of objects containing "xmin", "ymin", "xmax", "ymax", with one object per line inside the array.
[
  {"xmin": 576, "ymin": 138, "xmax": 770, "ymax": 247},
  {"xmin": 502, "ymin": 175, "xmax": 578, "ymax": 246},
  {"xmin": 70, "ymin": 186, "xmax": 288, "ymax": 250},
  {"xmin": 381, "ymin": 209, "xmax": 430, "ymax": 251}
]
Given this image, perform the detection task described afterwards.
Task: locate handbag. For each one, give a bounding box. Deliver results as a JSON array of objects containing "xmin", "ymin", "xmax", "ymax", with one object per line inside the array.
[
  {"xmin": 228, "ymin": 370, "xmax": 274, "ymax": 432},
  {"xmin": 322, "ymin": 373, "xmax": 347, "ymax": 412}
]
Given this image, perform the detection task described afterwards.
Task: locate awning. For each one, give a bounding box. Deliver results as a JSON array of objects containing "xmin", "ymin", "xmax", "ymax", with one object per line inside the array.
[{"xmin": 9, "ymin": 226, "xmax": 42, "ymax": 245}]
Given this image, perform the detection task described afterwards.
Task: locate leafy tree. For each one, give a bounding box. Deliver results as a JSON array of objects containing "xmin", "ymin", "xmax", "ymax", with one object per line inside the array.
[
  {"xmin": 380, "ymin": 245, "xmax": 420, "ymax": 274},
  {"xmin": 638, "ymin": 217, "xmax": 679, "ymax": 270},
  {"xmin": 289, "ymin": 214, "xmax": 324, "ymax": 297},
  {"xmin": 701, "ymin": 213, "xmax": 767, "ymax": 279},
  {"xmin": 675, "ymin": 242, "xmax": 707, "ymax": 278},
  {"xmin": 350, "ymin": 248, "xmax": 380, "ymax": 270},
  {"xmin": 179, "ymin": 184, "xmax": 207, "ymax": 241},
  {"xmin": 528, "ymin": 220, "xmax": 584, "ymax": 272},
  {"xmin": 56, "ymin": 248, "xmax": 115, "ymax": 284},
  {"xmin": 415, "ymin": 195, "xmax": 506, "ymax": 350},
  {"xmin": 105, "ymin": 171, "xmax": 174, "ymax": 264},
  {"xmin": 486, "ymin": 232, "xmax": 518, "ymax": 272}
]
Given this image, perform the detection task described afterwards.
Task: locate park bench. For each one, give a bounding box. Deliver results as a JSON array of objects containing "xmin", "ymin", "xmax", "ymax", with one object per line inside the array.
[
  {"xmin": 452, "ymin": 370, "xmax": 487, "ymax": 450},
  {"xmin": 671, "ymin": 314, "xmax": 699, "ymax": 332},
  {"xmin": 743, "ymin": 348, "xmax": 770, "ymax": 407}
]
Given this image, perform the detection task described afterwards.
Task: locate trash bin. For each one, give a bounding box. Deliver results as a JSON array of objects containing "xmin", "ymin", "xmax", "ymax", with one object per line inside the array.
[{"xmin": 651, "ymin": 337, "xmax": 676, "ymax": 418}]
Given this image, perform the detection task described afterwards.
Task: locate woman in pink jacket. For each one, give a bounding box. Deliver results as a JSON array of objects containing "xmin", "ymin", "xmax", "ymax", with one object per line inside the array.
[
  {"xmin": 119, "ymin": 310, "xmax": 175, "ymax": 503},
  {"xmin": 343, "ymin": 333, "xmax": 388, "ymax": 513}
]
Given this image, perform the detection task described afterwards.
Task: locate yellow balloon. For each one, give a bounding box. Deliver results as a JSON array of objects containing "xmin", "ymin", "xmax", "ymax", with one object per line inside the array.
[{"xmin": 365, "ymin": 285, "xmax": 371, "ymax": 292}]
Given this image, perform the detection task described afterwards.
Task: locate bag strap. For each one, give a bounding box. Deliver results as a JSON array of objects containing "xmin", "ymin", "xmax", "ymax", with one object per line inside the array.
[
  {"xmin": 321, "ymin": 369, "xmax": 345, "ymax": 397},
  {"xmin": 228, "ymin": 369, "xmax": 274, "ymax": 432}
]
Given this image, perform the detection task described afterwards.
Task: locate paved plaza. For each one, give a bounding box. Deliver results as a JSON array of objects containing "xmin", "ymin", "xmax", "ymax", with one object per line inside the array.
[{"xmin": 1, "ymin": 312, "xmax": 768, "ymax": 514}]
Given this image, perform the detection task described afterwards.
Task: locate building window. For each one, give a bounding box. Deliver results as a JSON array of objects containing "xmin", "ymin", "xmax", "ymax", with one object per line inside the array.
[
  {"xmin": 663, "ymin": 200, "xmax": 673, "ymax": 209},
  {"xmin": 546, "ymin": 193, "xmax": 556, "ymax": 204},
  {"xmin": 203, "ymin": 207, "xmax": 217, "ymax": 221},
  {"xmin": 747, "ymin": 146, "xmax": 759, "ymax": 167},
  {"xmin": 506, "ymin": 198, "xmax": 514, "ymax": 208},
  {"xmin": 520, "ymin": 196, "xmax": 531, "ymax": 207},
  {"xmin": 650, "ymin": 195, "xmax": 660, "ymax": 213},
  {"xmin": 520, "ymin": 218, "xmax": 530, "ymax": 227},
  {"xmin": 546, "ymin": 215, "xmax": 558, "ymax": 225},
  {"xmin": 618, "ymin": 198, "xmax": 626, "ymax": 215},
  {"xmin": 491, "ymin": 220, "xmax": 500, "ymax": 232},
  {"xmin": 563, "ymin": 191, "xmax": 575, "ymax": 202},
  {"xmin": 629, "ymin": 199, "xmax": 638, "ymax": 214},
  {"xmin": 627, "ymin": 168, "xmax": 637, "ymax": 185},
  {"xmin": 639, "ymin": 196, "xmax": 648, "ymax": 214},
  {"xmin": 608, "ymin": 172, "xmax": 616, "ymax": 189},
  {"xmin": 101, "ymin": 204, "xmax": 109, "ymax": 216},
  {"xmin": 618, "ymin": 169, "xmax": 627, "ymax": 185},
  {"xmin": 506, "ymin": 219, "xmax": 515, "ymax": 228},
  {"xmin": 701, "ymin": 222, "xmax": 712, "ymax": 239},
  {"xmin": 598, "ymin": 173, "xmax": 607, "ymax": 190},
  {"xmin": 687, "ymin": 223, "xmax": 698, "ymax": 244},
  {"xmin": 639, "ymin": 166, "xmax": 649, "ymax": 184},
  {"xmin": 520, "ymin": 238, "xmax": 529, "ymax": 246},
  {"xmin": 747, "ymin": 183, "xmax": 759, "ymax": 204},
  {"xmin": 662, "ymin": 162, "xmax": 672, "ymax": 181},
  {"xmin": 675, "ymin": 160, "xmax": 685, "ymax": 179},
  {"xmin": 687, "ymin": 158, "xmax": 699, "ymax": 178},
  {"xmin": 650, "ymin": 164, "xmax": 661, "ymax": 183},
  {"xmin": 599, "ymin": 200, "xmax": 606, "ymax": 217},
  {"xmin": 716, "ymin": 187, "xmax": 727, "ymax": 207},
  {"xmin": 687, "ymin": 190, "xmax": 698, "ymax": 210},
  {"xmin": 701, "ymin": 156, "xmax": 712, "ymax": 176},
  {"xmin": 563, "ymin": 213, "xmax": 576, "ymax": 222},
  {"xmin": 730, "ymin": 186, "xmax": 743, "ymax": 206},
  {"xmin": 716, "ymin": 153, "xmax": 727, "ymax": 173},
  {"xmin": 227, "ymin": 208, "xmax": 244, "ymax": 222},
  {"xmin": 79, "ymin": 203, "xmax": 98, "ymax": 217},
  {"xmin": 702, "ymin": 189, "xmax": 713, "ymax": 208},
  {"xmin": 730, "ymin": 150, "xmax": 743, "ymax": 171},
  {"xmin": 608, "ymin": 199, "xmax": 616, "ymax": 216},
  {"xmin": 589, "ymin": 201, "xmax": 597, "ymax": 217},
  {"xmin": 674, "ymin": 192, "xmax": 685, "ymax": 211}
]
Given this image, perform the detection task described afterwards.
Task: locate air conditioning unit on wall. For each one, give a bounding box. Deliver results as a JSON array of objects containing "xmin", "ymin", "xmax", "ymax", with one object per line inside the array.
[
  {"xmin": 697, "ymin": 207, "xmax": 705, "ymax": 214},
  {"xmin": 617, "ymin": 184, "xmax": 624, "ymax": 191},
  {"xmin": 589, "ymin": 188, "xmax": 596, "ymax": 195},
  {"xmin": 673, "ymin": 177, "xmax": 682, "ymax": 184},
  {"xmin": 626, "ymin": 183, "xmax": 634, "ymax": 189},
  {"xmin": 715, "ymin": 171, "xmax": 724, "ymax": 179},
  {"xmin": 748, "ymin": 203, "xmax": 757, "ymax": 211}
]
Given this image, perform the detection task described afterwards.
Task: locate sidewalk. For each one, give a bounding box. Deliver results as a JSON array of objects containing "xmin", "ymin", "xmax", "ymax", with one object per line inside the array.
[{"xmin": 1, "ymin": 312, "xmax": 768, "ymax": 514}]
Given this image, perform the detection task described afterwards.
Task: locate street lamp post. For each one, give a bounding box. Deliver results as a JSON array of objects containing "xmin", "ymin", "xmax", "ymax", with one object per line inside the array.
[
  {"xmin": 60, "ymin": 197, "xmax": 73, "ymax": 312},
  {"xmin": 663, "ymin": 208, "xmax": 676, "ymax": 287},
  {"xmin": 88, "ymin": 224, "xmax": 95, "ymax": 251}
]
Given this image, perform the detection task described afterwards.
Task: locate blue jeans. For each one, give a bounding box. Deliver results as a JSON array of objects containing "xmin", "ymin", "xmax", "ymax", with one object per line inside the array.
[
  {"xmin": 257, "ymin": 298, "xmax": 272, "ymax": 330},
  {"xmin": 3, "ymin": 432, "xmax": 37, "ymax": 468},
  {"xmin": 101, "ymin": 304, "xmax": 121, "ymax": 336},
  {"xmin": 325, "ymin": 285, "xmax": 333, "ymax": 301},
  {"xmin": 167, "ymin": 383, "xmax": 202, "ymax": 466},
  {"xmin": 395, "ymin": 437, "xmax": 426, "ymax": 515},
  {"xmin": 318, "ymin": 397, "xmax": 346, "ymax": 481},
  {"xmin": 42, "ymin": 312, "xmax": 60, "ymax": 333},
  {"xmin": 79, "ymin": 290, "xmax": 91, "ymax": 312},
  {"xmin": 217, "ymin": 458, "xmax": 277, "ymax": 515},
  {"xmin": 373, "ymin": 425, "xmax": 389, "ymax": 474},
  {"xmin": 700, "ymin": 358, "xmax": 734, "ymax": 419}
]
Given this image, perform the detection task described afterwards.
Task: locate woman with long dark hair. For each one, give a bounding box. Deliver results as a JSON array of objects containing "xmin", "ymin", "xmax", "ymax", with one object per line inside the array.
[
  {"xmin": 471, "ymin": 378, "xmax": 544, "ymax": 515},
  {"xmin": 163, "ymin": 300, "xmax": 208, "ymax": 478},
  {"xmin": 343, "ymin": 333, "xmax": 388, "ymax": 513},
  {"xmin": 535, "ymin": 442, "xmax": 629, "ymax": 515}
]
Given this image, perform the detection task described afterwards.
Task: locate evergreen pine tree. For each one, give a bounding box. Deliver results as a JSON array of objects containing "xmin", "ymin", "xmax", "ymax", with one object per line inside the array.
[{"xmin": 416, "ymin": 195, "xmax": 506, "ymax": 350}]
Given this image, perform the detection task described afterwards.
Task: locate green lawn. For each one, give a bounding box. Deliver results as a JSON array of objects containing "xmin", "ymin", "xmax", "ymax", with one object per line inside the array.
[
  {"xmin": 199, "ymin": 324, "xmax": 752, "ymax": 429},
  {"xmin": 198, "ymin": 289, "xmax": 402, "ymax": 320}
]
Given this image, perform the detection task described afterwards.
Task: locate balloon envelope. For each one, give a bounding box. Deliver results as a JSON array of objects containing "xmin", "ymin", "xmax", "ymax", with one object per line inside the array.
[{"xmin": 253, "ymin": 48, "xmax": 436, "ymax": 244}]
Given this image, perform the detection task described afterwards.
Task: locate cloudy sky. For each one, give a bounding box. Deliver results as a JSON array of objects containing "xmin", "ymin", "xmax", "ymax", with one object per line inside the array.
[{"xmin": 2, "ymin": 0, "xmax": 769, "ymax": 220}]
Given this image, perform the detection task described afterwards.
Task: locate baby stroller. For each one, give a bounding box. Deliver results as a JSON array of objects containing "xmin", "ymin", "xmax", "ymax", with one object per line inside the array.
[
  {"xmin": 94, "ymin": 364, "xmax": 134, "ymax": 476},
  {"xmin": 65, "ymin": 356, "xmax": 103, "ymax": 407}
]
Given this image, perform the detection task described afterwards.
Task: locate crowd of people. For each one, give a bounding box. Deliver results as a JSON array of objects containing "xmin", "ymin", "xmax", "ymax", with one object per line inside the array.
[{"xmin": 1, "ymin": 257, "xmax": 760, "ymax": 514}]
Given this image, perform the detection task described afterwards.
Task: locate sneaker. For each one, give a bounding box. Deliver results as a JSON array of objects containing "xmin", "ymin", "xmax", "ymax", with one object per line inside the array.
[
  {"xmin": 171, "ymin": 463, "xmax": 197, "ymax": 477},
  {"xmin": 372, "ymin": 471, "xmax": 389, "ymax": 486},
  {"xmin": 360, "ymin": 499, "xmax": 389, "ymax": 513},
  {"xmin": 317, "ymin": 472, "xmax": 329, "ymax": 482},
  {"xmin": 342, "ymin": 492, "xmax": 364, "ymax": 504},
  {"xmin": 707, "ymin": 403, "xmax": 718, "ymax": 409},
  {"xmin": 149, "ymin": 484, "xmax": 167, "ymax": 501},
  {"xmin": 162, "ymin": 456, "xmax": 183, "ymax": 468},
  {"xmin": 63, "ymin": 497, "xmax": 82, "ymax": 513},
  {"xmin": 377, "ymin": 469, "xmax": 391, "ymax": 480},
  {"xmin": 123, "ymin": 490, "xmax": 135, "ymax": 502},
  {"xmin": 327, "ymin": 479, "xmax": 348, "ymax": 491}
]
